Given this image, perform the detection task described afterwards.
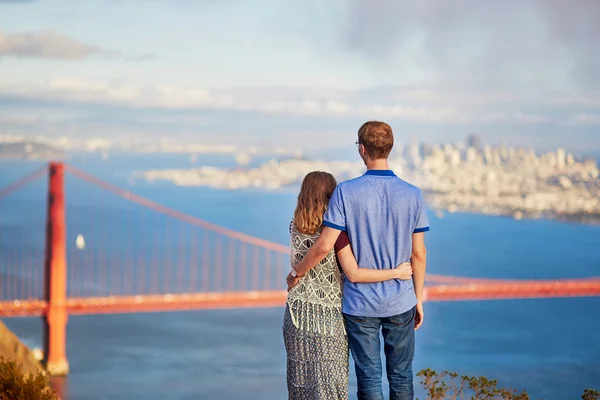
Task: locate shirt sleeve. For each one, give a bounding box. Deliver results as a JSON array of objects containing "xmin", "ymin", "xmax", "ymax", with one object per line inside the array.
[
  {"xmin": 414, "ymin": 190, "xmax": 430, "ymax": 233},
  {"xmin": 323, "ymin": 185, "xmax": 346, "ymax": 231},
  {"xmin": 333, "ymin": 231, "xmax": 350, "ymax": 253}
]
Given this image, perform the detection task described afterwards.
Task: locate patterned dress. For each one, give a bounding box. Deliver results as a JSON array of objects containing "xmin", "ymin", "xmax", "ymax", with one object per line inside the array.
[{"xmin": 283, "ymin": 223, "xmax": 349, "ymax": 400}]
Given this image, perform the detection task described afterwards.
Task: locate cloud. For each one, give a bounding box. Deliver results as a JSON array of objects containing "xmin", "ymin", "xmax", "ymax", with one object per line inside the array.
[
  {"xmin": 125, "ymin": 53, "xmax": 157, "ymax": 61},
  {"xmin": 292, "ymin": 0, "xmax": 600, "ymax": 90},
  {"xmin": 0, "ymin": 1, "xmax": 598, "ymax": 152},
  {"xmin": 2, "ymin": 81, "xmax": 599, "ymax": 153},
  {"xmin": 1, "ymin": 78, "xmax": 600, "ymax": 130},
  {"xmin": 0, "ymin": 30, "xmax": 120, "ymax": 60},
  {"xmin": 0, "ymin": 78, "xmax": 488, "ymax": 123}
]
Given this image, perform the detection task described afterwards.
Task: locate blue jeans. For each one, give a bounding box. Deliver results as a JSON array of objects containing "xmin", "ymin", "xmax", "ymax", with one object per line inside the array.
[{"xmin": 344, "ymin": 306, "xmax": 416, "ymax": 400}]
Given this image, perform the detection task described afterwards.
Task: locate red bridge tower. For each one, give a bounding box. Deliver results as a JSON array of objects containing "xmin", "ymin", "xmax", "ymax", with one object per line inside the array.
[{"xmin": 43, "ymin": 162, "xmax": 69, "ymax": 376}]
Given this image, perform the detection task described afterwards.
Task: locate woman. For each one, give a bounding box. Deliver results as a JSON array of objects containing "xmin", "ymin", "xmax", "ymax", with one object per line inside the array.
[{"xmin": 283, "ymin": 171, "xmax": 412, "ymax": 400}]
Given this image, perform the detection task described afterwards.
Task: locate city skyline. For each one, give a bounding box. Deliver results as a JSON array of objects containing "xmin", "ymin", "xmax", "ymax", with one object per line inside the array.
[
  {"xmin": 3, "ymin": 131, "xmax": 599, "ymax": 161},
  {"xmin": 1, "ymin": 0, "xmax": 599, "ymax": 153}
]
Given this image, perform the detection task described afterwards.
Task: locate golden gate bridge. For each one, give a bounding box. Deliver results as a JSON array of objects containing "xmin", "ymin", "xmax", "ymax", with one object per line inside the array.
[{"xmin": 1, "ymin": 162, "xmax": 599, "ymax": 376}]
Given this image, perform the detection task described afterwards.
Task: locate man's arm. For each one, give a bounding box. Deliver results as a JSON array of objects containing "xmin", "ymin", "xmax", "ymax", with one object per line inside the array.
[
  {"xmin": 412, "ymin": 232, "xmax": 427, "ymax": 330},
  {"xmin": 296, "ymin": 227, "xmax": 341, "ymax": 275}
]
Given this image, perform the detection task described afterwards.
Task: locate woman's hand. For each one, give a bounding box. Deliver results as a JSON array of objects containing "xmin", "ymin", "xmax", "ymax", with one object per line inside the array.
[
  {"xmin": 286, "ymin": 272, "xmax": 300, "ymax": 291},
  {"xmin": 394, "ymin": 262, "xmax": 413, "ymax": 280}
]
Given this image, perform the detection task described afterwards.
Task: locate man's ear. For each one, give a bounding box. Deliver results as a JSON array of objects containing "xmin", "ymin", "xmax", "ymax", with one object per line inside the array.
[{"xmin": 359, "ymin": 144, "xmax": 367, "ymax": 158}]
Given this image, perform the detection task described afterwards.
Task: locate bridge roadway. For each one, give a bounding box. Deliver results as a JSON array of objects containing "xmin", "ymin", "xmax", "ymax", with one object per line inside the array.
[{"xmin": 2, "ymin": 278, "xmax": 600, "ymax": 318}]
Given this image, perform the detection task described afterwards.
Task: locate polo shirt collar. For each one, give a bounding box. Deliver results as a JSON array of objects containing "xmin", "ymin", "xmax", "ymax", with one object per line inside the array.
[{"xmin": 364, "ymin": 169, "xmax": 396, "ymax": 177}]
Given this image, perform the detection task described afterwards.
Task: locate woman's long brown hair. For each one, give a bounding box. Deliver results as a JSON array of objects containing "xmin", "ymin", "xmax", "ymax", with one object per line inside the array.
[{"xmin": 293, "ymin": 171, "xmax": 337, "ymax": 235}]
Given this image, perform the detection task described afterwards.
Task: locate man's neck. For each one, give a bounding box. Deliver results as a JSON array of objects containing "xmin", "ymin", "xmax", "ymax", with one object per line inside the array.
[{"xmin": 365, "ymin": 159, "xmax": 390, "ymax": 170}]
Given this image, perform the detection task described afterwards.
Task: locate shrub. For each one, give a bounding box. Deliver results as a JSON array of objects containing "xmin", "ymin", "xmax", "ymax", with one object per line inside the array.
[
  {"xmin": 417, "ymin": 369, "xmax": 599, "ymax": 400},
  {"xmin": 583, "ymin": 389, "xmax": 600, "ymax": 400},
  {"xmin": 0, "ymin": 356, "xmax": 58, "ymax": 400}
]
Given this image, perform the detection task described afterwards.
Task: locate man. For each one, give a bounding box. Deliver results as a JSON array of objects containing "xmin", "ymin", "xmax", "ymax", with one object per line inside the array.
[{"xmin": 287, "ymin": 121, "xmax": 429, "ymax": 400}]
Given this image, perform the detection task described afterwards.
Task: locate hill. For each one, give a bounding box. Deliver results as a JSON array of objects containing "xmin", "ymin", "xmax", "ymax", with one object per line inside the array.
[
  {"xmin": 0, "ymin": 319, "xmax": 43, "ymax": 376},
  {"xmin": 0, "ymin": 141, "xmax": 65, "ymax": 160}
]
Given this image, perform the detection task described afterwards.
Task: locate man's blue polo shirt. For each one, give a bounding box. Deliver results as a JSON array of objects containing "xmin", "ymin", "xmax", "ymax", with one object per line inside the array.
[{"xmin": 323, "ymin": 169, "xmax": 430, "ymax": 318}]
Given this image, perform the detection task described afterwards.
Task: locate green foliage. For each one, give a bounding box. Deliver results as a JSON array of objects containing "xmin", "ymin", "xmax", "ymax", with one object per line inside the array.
[
  {"xmin": 0, "ymin": 356, "xmax": 58, "ymax": 400},
  {"xmin": 416, "ymin": 368, "xmax": 529, "ymax": 399},
  {"xmin": 583, "ymin": 389, "xmax": 600, "ymax": 400},
  {"xmin": 417, "ymin": 369, "xmax": 598, "ymax": 400}
]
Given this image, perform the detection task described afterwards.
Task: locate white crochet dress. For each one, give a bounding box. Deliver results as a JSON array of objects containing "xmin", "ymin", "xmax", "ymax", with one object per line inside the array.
[{"xmin": 283, "ymin": 222, "xmax": 348, "ymax": 400}]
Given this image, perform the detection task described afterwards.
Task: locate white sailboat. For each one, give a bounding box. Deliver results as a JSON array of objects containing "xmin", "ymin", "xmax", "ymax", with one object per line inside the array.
[{"xmin": 75, "ymin": 234, "xmax": 86, "ymax": 250}]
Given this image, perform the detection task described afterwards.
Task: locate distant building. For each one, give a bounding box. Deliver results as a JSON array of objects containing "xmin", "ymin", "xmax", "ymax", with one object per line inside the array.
[
  {"xmin": 466, "ymin": 133, "xmax": 482, "ymax": 150},
  {"xmin": 466, "ymin": 147, "xmax": 478, "ymax": 162},
  {"xmin": 556, "ymin": 148, "xmax": 566, "ymax": 169},
  {"xmin": 583, "ymin": 158, "xmax": 598, "ymax": 170},
  {"xmin": 407, "ymin": 140, "xmax": 422, "ymax": 167}
]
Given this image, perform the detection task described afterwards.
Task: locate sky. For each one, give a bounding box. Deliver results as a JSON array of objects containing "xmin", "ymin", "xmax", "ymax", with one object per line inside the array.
[{"xmin": 1, "ymin": 0, "xmax": 599, "ymax": 153}]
